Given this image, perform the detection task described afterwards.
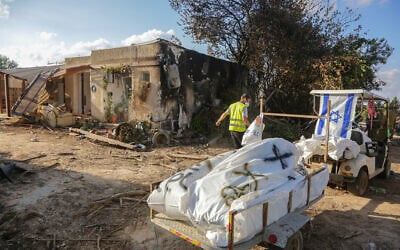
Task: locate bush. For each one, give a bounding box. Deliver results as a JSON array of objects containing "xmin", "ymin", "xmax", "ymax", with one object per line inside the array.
[{"xmin": 263, "ymin": 118, "xmax": 302, "ymax": 142}]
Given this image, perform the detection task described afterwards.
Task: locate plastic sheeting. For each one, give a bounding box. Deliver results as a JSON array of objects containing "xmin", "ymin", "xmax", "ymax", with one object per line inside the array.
[
  {"xmin": 241, "ymin": 116, "xmax": 265, "ymax": 146},
  {"xmin": 206, "ymin": 166, "xmax": 328, "ymax": 246},
  {"xmin": 148, "ymin": 138, "xmax": 329, "ymax": 246},
  {"xmin": 147, "ymin": 149, "xmax": 237, "ymax": 220},
  {"xmin": 296, "ymin": 135, "xmax": 360, "ymax": 161}
]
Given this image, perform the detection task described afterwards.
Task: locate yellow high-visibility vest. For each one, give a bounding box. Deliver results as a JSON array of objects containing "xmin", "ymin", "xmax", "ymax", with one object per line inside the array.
[{"xmin": 228, "ymin": 102, "xmax": 246, "ymax": 132}]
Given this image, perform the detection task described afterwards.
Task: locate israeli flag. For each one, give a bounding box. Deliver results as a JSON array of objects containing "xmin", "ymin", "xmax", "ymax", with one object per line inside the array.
[{"xmin": 315, "ymin": 94, "xmax": 358, "ymax": 139}]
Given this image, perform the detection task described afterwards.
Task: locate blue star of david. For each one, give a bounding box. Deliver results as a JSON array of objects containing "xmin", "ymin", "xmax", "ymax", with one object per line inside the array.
[{"xmin": 329, "ymin": 110, "xmax": 342, "ymax": 123}]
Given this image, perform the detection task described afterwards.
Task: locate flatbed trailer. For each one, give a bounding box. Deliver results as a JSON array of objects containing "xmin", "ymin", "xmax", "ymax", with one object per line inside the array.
[
  {"xmin": 150, "ymin": 165, "xmax": 326, "ymax": 250},
  {"xmin": 149, "ymin": 98, "xmax": 331, "ymax": 249}
]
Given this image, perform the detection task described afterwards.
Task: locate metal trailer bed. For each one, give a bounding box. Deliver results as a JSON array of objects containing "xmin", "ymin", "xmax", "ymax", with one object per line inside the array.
[
  {"xmin": 149, "ymin": 166, "xmax": 326, "ymax": 250},
  {"xmin": 149, "ymin": 98, "xmax": 331, "ymax": 249}
]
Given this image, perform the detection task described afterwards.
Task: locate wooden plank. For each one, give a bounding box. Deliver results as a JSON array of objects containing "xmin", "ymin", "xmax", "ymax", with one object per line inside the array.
[
  {"xmin": 4, "ymin": 74, "xmax": 10, "ymax": 117},
  {"xmin": 228, "ymin": 210, "xmax": 238, "ymax": 250},
  {"xmin": 262, "ymin": 203, "xmax": 269, "ymax": 236},
  {"xmin": 166, "ymin": 153, "xmax": 210, "ymax": 161},
  {"xmin": 0, "ymin": 73, "xmax": 3, "ymax": 113},
  {"xmin": 262, "ymin": 112, "xmax": 326, "ymax": 120},
  {"xmin": 70, "ymin": 128, "xmax": 137, "ymax": 150},
  {"xmin": 288, "ymin": 191, "xmax": 293, "ymax": 213}
]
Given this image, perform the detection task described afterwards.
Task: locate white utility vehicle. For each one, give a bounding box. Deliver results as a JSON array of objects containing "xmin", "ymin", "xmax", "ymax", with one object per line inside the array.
[{"xmin": 309, "ymin": 89, "xmax": 392, "ymax": 196}]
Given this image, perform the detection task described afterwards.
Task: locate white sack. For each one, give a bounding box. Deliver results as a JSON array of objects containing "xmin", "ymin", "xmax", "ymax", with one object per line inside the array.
[
  {"xmin": 296, "ymin": 135, "xmax": 360, "ymax": 161},
  {"xmin": 148, "ymin": 138, "xmax": 329, "ymax": 247},
  {"xmin": 205, "ymin": 166, "xmax": 328, "ymax": 246},
  {"xmin": 242, "ymin": 116, "xmax": 265, "ymax": 146},
  {"xmin": 185, "ymin": 138, "xmax": 300, "ymax": 244},
  {"xmin": 147, "ymin": 150, "xmax": 236, "ymax": 220},
  {"xmin": 328, "ymin": 137, "xmax": 360, "ymax": 160}
]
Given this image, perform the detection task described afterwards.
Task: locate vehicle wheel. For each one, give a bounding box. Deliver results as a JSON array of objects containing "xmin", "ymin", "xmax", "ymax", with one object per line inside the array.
[
  {"xmin": 152, "ymin": 130, "xmax": 170, "ymax": 146},
  {"xmin": 348, "ymin": 169, "xmax": 369, "ymax": 196},
  {"xmin": 265, "ymin": 231, "xmax": 304, "ymax": 250},
  {"xmin": 284, "ymin": 231, "xmax": 303, "ymax": 250},
  {"xmin": 379, "ymin": 158, "xmax": 391, "ymax": 179}
]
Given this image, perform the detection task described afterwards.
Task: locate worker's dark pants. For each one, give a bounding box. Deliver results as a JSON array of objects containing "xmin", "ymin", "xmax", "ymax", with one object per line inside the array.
[{"xmin": 230, "ymin": 131, "xmax": 244, "ymax": 149}]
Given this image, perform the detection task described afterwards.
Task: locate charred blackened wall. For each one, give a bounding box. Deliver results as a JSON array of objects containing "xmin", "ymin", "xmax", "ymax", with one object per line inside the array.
[{"xmin": 158, "ymin": 40, "xmax": 250, "ymax": 134}]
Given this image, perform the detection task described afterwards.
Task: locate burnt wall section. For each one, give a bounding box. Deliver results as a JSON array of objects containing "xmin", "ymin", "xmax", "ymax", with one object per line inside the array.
[
  {"xmin": 158, "ymin": 41, "xmax": 250, "ymax": 134},
  {"xmin": 63, "ymin": 39, "xmax": 256, "ymax": 134}
]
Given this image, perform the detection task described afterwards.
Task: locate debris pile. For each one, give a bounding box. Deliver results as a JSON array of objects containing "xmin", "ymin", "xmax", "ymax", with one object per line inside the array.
[{"xmin": 39, "ymin": 104, "xmax": 75, "ymax": 128}]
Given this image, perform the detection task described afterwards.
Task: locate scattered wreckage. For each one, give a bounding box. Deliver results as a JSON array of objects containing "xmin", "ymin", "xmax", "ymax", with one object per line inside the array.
[{"xmin": 0, "ymin": 66, "xmax": 186, "ymax": 149}]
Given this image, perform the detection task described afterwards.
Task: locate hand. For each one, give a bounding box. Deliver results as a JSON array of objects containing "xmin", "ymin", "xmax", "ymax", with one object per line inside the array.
[{"xmin": 216, "ymin": 121, "xmax": 221, "ymax": 127}]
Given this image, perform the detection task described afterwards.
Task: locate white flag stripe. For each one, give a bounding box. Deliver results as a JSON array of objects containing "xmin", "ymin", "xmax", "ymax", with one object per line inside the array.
[{"xmin": 315, "ymin": 94, "xmax": 358, "ymax": 139}]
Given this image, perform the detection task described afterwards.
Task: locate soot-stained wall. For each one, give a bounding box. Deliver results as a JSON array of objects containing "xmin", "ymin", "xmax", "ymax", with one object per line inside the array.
[{"xmin": 158, "ymin": 40, "xmax": 250, "ymax": 132}]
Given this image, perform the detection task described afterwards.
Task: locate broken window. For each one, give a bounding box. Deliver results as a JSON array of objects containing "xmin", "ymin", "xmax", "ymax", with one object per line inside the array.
[
  {"xmin": 141, "ymin": 71, "xmax": 150, "ymax": 82},
  {"xmin": 107, "ymin": 71, "xmax": 115, "ymax": 83},
  {"xmin": 123, "ymin": 77, "xmax": 132, "ymax": 100}
]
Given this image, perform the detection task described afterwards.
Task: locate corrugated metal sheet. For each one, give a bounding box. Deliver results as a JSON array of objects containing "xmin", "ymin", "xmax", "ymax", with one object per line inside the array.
[
  {"xmin": 0, "ymin": 65, "xmax": 61, "ymax": 83},
  {"xmin": 12, "ymin": 68, "xmax": 60, "ymax": 116}
]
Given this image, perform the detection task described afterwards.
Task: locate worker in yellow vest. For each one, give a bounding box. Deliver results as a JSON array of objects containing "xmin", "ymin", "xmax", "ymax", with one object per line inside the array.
[{"xmin": 216, "ymin": 93, "xmax": 251, "ymax": 148}]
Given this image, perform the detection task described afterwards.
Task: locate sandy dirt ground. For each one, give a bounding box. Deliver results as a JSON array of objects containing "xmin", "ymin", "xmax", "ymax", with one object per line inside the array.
[{"xmin": 0, "ymin": 121, "xmax": 399, "ymax": 250}]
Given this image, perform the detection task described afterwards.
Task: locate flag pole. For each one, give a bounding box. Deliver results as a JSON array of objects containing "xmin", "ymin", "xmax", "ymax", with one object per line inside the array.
[{"xmin": 324, "ymin": 100, "xmax": 331, "ymax": 163}]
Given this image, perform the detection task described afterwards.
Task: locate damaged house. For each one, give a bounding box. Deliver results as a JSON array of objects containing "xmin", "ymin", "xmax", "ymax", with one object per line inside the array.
[
  {"xmin": 3, "ymin": 39, "xmax": 254, "ymax": 134},
  {"xmin": 61, "ymin": 39, "xmax": 252, "ymax": 132}
]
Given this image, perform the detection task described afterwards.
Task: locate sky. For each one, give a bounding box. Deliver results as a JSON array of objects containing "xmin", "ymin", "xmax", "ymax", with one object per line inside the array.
[{"xmin": 0, "ymin": 0, "xmax": 398, "ymax": 99}]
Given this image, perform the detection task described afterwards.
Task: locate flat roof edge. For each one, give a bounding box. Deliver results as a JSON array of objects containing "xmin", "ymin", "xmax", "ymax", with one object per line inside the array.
[{"xmin": 310, "ymin": 89, "xmax": 388, "ymax": 101}]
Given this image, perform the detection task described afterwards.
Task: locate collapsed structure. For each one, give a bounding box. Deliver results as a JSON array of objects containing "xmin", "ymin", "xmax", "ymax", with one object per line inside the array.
[{"xmin": 0, "ymin": 66, "xmax": 61, "ymax": 117}]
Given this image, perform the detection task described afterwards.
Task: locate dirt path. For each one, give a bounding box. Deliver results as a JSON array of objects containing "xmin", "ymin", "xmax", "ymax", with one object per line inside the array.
[{"xmin": 0, "ymin": 123, "xmax": 399, "ymax": 249}]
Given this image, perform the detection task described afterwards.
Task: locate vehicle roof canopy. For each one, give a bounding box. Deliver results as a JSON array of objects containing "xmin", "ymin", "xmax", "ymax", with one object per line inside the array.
[{"xmin": 310, "ymin": 89, "xmax": 388, "ymax": 102}]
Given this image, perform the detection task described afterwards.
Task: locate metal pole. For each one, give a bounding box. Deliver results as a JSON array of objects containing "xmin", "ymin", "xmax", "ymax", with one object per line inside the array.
[
  {"xmin": 263, "ymin": 112, "xmax": 325, "ymax": 119},
  {"xmin": 387, "ymin": 101, "xmax": 391, "ymax": 140},
  {"xmin": 324, "ymin": 101, "xmax": 331, "ymax": 163}
]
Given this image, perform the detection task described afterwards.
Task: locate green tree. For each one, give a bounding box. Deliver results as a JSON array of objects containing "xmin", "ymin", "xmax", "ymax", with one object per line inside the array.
[
  {"xmin": 169, "ymin": 0, "xmax": 256, "ymax": 65},
  {"xmin": 315, "ymin": 34, "xmax": 393, "ymax": 91},
  {"xmin": 0, "ymin": 54, "xmax": 18, "ymax": 69},
  {"xmin": 389, "ymin": 97, "xmax": 400, "ymax": 112},
  {"xmin": 169, "ymin": 0, "xmax": 393, "ymax": 115}
]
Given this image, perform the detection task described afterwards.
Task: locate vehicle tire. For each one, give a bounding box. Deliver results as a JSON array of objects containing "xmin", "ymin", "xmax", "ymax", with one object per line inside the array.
[
  {"xmin": 379, "ymin": 158, "xmax": 391, "ymax": 179},
  {"xmin": 348, "ymin": 169, "xmax": 369, "ymax": 196},
  {"xmin": 265, "ymin": 231, "xmax": 304, "ymax": 250},
  {"xmin": 284, "ymin": 231, "xmax": 303, "ymax": 250},
  {"xmin": 152, "ymin": 130, "xmax": 170, "ymax": 146}
]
